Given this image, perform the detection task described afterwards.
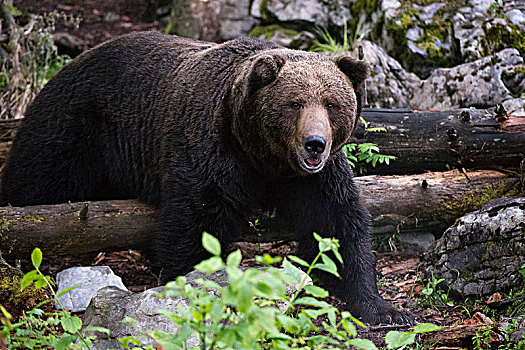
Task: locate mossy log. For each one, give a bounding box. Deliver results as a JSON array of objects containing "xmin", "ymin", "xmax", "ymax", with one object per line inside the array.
[
  {"xmin": 0, "ymin": 169, "xmax": 519, "ymax": 259},
  {"xmin": 355, "ymin": 108, "xmax": 525, "ymax": 175},
  {"xmin": 0, "ymin": 200, "xmax": 159, "ymax": 259}
]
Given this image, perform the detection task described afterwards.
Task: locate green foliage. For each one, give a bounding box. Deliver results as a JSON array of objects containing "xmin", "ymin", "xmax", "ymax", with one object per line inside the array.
[
  {"xmin": 0, "ymin": 248, "xmax": 109, "ymax": 349},
  {"xmin": 441, "ymin": 183, "xmax": 523, "ymax": 221},
  {"xmin": 0, "ymin": 5, "xmax": 76, "ymax": 118},
  {"xmin": 310, "ymin": 23, "xmax": 350, "ymax": 53},
  {"xmin": 385, "ymin": 323, "xmax": 442, "ymax": 349},
  {"xmin": 2, "ymin": 243, "xmax": 448, "ymax": 349},
  {"xmin": 472, "ymin": 324, "xmax": 495, "ymax": 349},
  {"xmin": 372, "ymin": 232, "xmax": 402, "ymax": 252},
  {"xmin": 488, "ymin": 2, "xmax": 505, "ymax": 18},
  {"xmin": 415, "ymin": 274, "xmax": 454, "ymax": 308},
  {"xmin": 343, "ymin": 117, "xmax": 396, "ymax": 168},
  {"xmin": 126, "ymin": 232, "xmax": 380, "ymax": 349},
  {"xmin": 310, "ymin": 17, "xmax": 370, "ymax": 53},
  {"xmin": 344, "ymin": 143, "xmax": 397, "ymax": 168}
]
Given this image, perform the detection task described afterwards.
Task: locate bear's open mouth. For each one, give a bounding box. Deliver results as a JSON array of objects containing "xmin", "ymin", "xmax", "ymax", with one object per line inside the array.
[{"xmin": 299, "ymin": 156, "xmax": 325, "ymax": 173}]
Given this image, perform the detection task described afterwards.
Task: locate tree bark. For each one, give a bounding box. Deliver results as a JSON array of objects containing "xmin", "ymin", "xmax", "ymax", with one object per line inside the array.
[
  {"xmin": 0, "ymin": 200, "xmax": 158, "ymax": 259},
  {"xmin": 1, "ymin": 169, "xmax": 518, "ymax": 259},
  {"xmin": 2, "ymin": 108, "xmax": 525, "ymax": 177},
  {"xmin": 354, "ymin": 108, "xmax": 525, "ymax": 175}
]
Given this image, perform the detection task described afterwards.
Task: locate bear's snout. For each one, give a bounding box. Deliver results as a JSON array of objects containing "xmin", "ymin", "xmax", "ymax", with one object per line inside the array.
[
  {"xmin": 294, "ymin": 106, "xmax": 332, "ymax": 174},
  {"xmin": 304, "ymin": 135, "xmax": 326, "ymax": 156}
]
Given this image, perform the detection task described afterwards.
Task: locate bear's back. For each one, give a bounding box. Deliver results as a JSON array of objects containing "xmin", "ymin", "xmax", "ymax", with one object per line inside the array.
[{"xmin": 0, "ymin": 32, "xmax": 282, "ymax": 206}]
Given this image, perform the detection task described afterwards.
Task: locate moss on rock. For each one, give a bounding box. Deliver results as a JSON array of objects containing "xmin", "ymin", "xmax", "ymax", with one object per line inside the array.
[
  {"xmin": 481, "ymin": 22, "xmax": 525, "ymax": 57},
  {"xmin": 420, "ymin": 182, "xmax": 523, "ymax": 229},
  {"xmin": 0, "ymin": 258, "xmax": 49, "ymax": 315},
  {"xmin": 248, "ymin": 24, "xmax": 298, "ymax": 40}
]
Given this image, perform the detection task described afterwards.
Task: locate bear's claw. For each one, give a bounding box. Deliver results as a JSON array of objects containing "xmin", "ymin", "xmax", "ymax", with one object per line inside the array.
[{"xmin": 352, "ymin": 299, "xmax": 416, "ymax": 326}]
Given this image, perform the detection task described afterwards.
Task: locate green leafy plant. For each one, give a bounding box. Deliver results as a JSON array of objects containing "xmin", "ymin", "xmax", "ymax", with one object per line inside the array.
[
  {"xmin": 310, "ymin": 17, "xmax": 370, "ymax": 53},
  {"xmin": 0, "ymin": 5, "xmax": 76, "ymax": 119},
  {"xmin": 310, "ymin": 23, "xmax": 351, "ymax": 53},
  {"xmin": 472, "ymin": 324, "xmax": 495, "ymax": 349},
  {"xmin": 128, "ymin": 232, "xmax": 379, "ymax": 349},
  {"xmin": 343, "ymin": 117, "xmax": 396, "ymax": 168},
  {"xmin": 416, "ymin": 274, "xmax": 454, "ymax": 308},
  {"xmin": 488, "ymin": 2, "xmax": 505, "ymax": 18},
  {"xmin": 0, "ymin": 248, "xmax": 109, "ymax": 349},
  {"xmin": 385, "ymin": 323, "xmax": 443, "ymax": 349}
]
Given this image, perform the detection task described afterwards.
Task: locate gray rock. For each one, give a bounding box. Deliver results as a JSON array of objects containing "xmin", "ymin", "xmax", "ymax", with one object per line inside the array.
[
  {"xmin": 411, "ymin": 48, "xmax": 523, "ymax": 110},
  {"xmin": 501, "ymin": 316, "xmax": 525, "ymax": 344},
  {"xmin": 360, "ymin": 39, "xmax": 523, "ymax": 110},
  {"xmin": 399, "ymin": 232, "xmax": 435, "ymax": 254},
  {"xmin": 413, "ymin": 2, "xmax": 446, "ymax": 24},
  {"xmin": 250, "ymin": 0, "xmax": 263, "ymax": 18},
  {"xmin": 506, "ymin": 9, "xmax": 525, "ymax": 25},
  {"xmin": 381, "ymin": 0, "xmax": 401, "ymax": 21},
  {"xmin": 266, "ymin": 0, "xmax": 328, "ymax": 26},
  {"xmin": 253, "ymin": 0, "xmax": 350, "ymax": 27},
  {"xmin": 186, "ymin": 267, "xmax": 311, "ymax": 313},
  {"xmin": 166, "ymin": 0, "xmax": 254, "ymax": 41},
  {"xmin": 356, "ymin": 40, "xmax": 421, "ymax": 108},
  {"xmin": 406, "ymin": 26, "xmax": 423, "ymax": 42},
  {"xmin": 407, "ymin": 40, "xmax": 427, "ymax": 56},
  {"xmin": 83, "ymin": 267, "xmax": 311, "ymax": 348},
  {"xmin": 55, "ymin": 266, "xmax": 127, "ymax": 312},
  {"xmin": 469, "ymin": 0, "xmax": 496, "ymax": 14},
  {"xmin": 452, "ymin": 13, "xmax": 486, "ymax": 61},
  {"xmin": 502, "ymin": 98, "xmax": 525, "ymax": 116},
  {"xmin": 220, "ymin": 0, "xmax": 256, "ymax": 40},
  {"xmin": 82, "ymin": 286, "xmax": 198, "ymax": 349},
  {"xmin": 424, "ymin": 197, "xmax": 525, "ymax": 297}
]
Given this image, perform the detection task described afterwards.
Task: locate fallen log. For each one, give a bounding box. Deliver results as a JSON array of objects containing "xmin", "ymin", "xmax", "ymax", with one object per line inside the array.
[
  {"xmin": 0, "ymin": 200, "xmax": 158, "ymax": 259},
  {"xmin": 1, "ymin": 108, "xmax": 524, "ymax": 177},
  {"xmin": 355, "ymin": 108, "xmax": 525, "ymax": 175},
  {"xmin": 0, "ymin": 169, "xmax": 519, "ymax": 259}
]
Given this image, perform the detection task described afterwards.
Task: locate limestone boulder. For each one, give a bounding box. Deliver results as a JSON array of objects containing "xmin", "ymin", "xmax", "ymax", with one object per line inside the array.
[
  {"xmin": 424, "ymin": 197, "xmax": 525, "ymax": 297},
  {"xmin": 55, "ymin": 266, "xmax": 127, "ymax": 312},
  {"xmin": 82, "ymin": 267, "xmax": 311, "ymax": 348}
]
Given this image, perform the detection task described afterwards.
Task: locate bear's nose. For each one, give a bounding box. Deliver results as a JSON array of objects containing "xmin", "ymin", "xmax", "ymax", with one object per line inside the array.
[{"xmin": 304, "ymin": 135, "xmax": 326, "ymax": 156}]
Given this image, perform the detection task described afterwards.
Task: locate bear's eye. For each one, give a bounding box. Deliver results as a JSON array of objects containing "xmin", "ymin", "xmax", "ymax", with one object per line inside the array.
[
  {"xmin": 291, "ymin": 102, "xmax": 302, "ymax": 110},
  {"xmin": 325, "ymin": 102, "xmax": 337, "ymax": 110}
]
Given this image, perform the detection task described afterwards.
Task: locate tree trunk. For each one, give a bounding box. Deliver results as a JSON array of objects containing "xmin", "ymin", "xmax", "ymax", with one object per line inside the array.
[
  {"xmin": 1, "ymin": 170, "xmax": 518, "ymax": 259},
  {"xmin": 355, "ymin": 108, "xmax": 525, "ymax": 175}
]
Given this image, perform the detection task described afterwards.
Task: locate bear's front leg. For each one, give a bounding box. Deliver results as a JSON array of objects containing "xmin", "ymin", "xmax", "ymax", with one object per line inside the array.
[
  {"xmin": 274, "ymin": 153, "xmax": 414, "ymax": 325},
  {"xmin": 154, "ymin": 164, "xmax": 250, "ymax": 282},
  {"xmin": 332, "ymin": 230, "xmax": 414, "ymax": 325}
]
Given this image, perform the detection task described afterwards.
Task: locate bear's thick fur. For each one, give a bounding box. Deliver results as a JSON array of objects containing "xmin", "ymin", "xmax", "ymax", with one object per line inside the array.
[{"xmin": 1, "ymin": 32, "xmax": 412, "ymax": 324}]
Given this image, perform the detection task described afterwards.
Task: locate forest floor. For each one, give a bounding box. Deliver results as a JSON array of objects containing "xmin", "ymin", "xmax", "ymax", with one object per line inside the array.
[
  {"xmin": 11, "ymin": 243, "xmax": 470, "ymax": 348},
  {"xmin": 6, "ymin": 1, "xmax": 524, "ymax": 348},
  {"xmin": 15, "ymin": 0, "xmax": 161, "ymax": 52}
]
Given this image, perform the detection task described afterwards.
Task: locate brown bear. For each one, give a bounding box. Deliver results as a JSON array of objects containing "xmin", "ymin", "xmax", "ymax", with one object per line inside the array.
[{"xmin": 0, "ymin": 31, "xmax": 412, "ymax": 325}]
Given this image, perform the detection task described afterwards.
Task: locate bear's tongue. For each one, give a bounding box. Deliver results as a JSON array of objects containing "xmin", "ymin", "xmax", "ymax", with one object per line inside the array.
[{"xmin": 306, "ymin": 158, "xmax": 321, "ymax": 168}]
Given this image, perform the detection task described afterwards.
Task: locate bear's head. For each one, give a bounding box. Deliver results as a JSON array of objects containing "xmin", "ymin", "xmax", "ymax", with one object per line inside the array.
[{"xmin": 231, "ymin": 51, "xmax": 368, "ymax": 178}]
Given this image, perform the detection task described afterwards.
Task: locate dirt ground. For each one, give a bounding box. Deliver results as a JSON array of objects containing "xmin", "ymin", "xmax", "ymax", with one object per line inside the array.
[
  {"xmin": 14, "ymin": 0, "xmax": 161, "ymax": 52},
  {"xmin": 17, "ymin": 244, "xmax": 433, "ymax": 348}
]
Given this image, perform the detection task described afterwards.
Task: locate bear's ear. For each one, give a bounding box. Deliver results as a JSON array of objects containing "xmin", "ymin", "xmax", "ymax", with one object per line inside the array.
[
  {"xmin": 248, "ymin": 54, "xmax": 285, "ymax": 90},
  {"xmin": 334, "ymin": 56, "xmax": 369, "ymax": 90}
]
